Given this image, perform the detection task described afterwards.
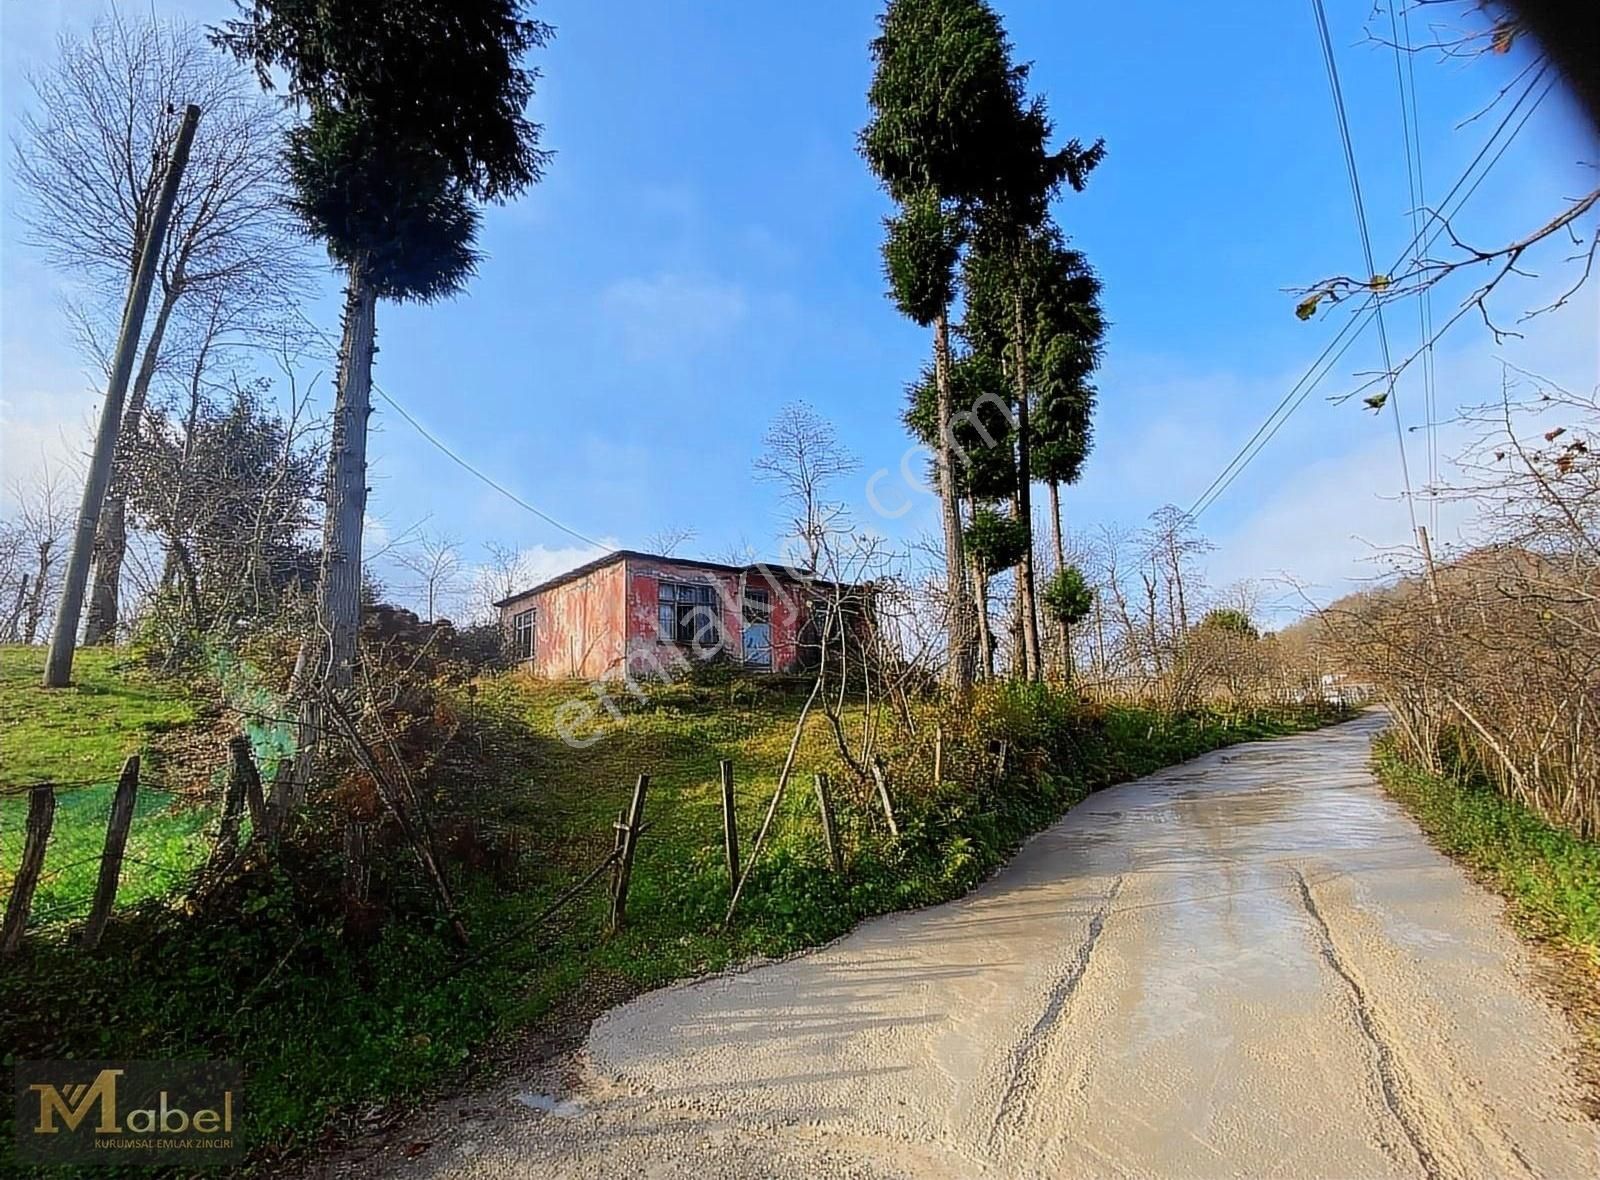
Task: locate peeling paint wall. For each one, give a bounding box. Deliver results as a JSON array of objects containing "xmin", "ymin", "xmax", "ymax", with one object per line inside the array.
[
  {"xmin": 501, "ymin": 559, "xmax": 627, "ymax": 679},
  {"xmin": 501, "ymin": 555, "xmax": 811, "ymax": 682},
  {"xmin": 621, "ymin": 556, "xmax": 808, "ymax": 679}
]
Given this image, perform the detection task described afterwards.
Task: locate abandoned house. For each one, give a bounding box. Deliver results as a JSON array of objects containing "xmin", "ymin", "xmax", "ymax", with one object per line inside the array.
[{"xmin": 495, "ymin": 550, "xmax": 818, "ymax": 679}]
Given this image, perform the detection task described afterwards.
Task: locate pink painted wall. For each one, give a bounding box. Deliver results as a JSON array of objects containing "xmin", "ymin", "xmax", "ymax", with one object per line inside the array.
[
  {"xmin": 503, "ymin": 559, "xmax": 627, "ymax": 679},
  {"xmin": 622, "ymin": 556, "xmax": 808, "ymax": 680},
  {"xmin": 503, "ymin": 555, "xmax": 812, "ymax": 681}
]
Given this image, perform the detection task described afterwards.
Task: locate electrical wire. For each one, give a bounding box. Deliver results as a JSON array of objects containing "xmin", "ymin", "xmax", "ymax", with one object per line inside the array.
[
  {"xmin": 1186, "ymin": 59, "xmax": 1551, "ymax": 521},
  {"xmin": 293, "ymin": 310, "xmax": 616, "ymax": 553},
  {"xmin": 1390, "ymin": 0, "xmax": 1441, "ymax": 533},
  {"xmin": 1311, "ymin": 0, "xmax": 1419, "ymax": 535}
]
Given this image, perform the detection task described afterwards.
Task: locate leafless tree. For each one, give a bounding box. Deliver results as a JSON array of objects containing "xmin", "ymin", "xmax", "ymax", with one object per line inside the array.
[
  {"xmin": 643, "ymin": 525, "xmax": 697, "ymax": 557},
  {"xmin": 11, "ymin": 10, "xmax": 308, "ymax": 643},
  {"xmin": 1143, "ymin": 505, "xmax": 1213, "ymax": 640},
  {"xmin": 753, "ymin": 402, "xmax": 860, "ymax": 571},
  {"xmin": 397, "ymin": 532, "xmax": 465, "ymax": 622},
  {"xmin": 0, "ymin": 462, "xmax": 74, "ymax": 644},
  {"xmin": 1325, "ymin": 367, "xmax": 1599, "ymax": 835},
  {"xmin": 471, "ymin": 543, "xmax": 535, "ymax": 625}
]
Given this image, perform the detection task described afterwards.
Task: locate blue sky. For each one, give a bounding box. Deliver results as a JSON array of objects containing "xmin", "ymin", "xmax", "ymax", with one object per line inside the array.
[{"xmin": 3, "ymin": 1, "xmax": 1595, "ymax": 622}]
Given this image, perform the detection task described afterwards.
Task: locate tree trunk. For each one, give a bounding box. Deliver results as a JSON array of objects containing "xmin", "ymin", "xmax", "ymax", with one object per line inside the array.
[
  {"xmin": 1011, "ymin": 289, "xmax": 1041, "ymax": 681},
  {"xmin": 4, "ymin": 574, "xmax": 27, "ymax": 642},
  {"xmin": 169, "ymin": 536, "xmax": 205, "ymax": 632},
  {"xmin": 84, "ymin": 284, "xmax": 180, "ymax": 645},
  {"xmin": 1049, "ymin": 478, "xmax": 1068, "ymax": 679},
  {"xmin": 973, "ymin": 565, "xmax": 994, "ymax": 680},
  {"xmin": 315, "ymin": 258, "xmax": 379, "ymax": 693},
  {"xmin": 932, "ymin": 309, "xmax": 974, "ymax": 694},
  {"xmin": 1049, "ymin": 480, "xmax": 1066, "ymax": 571},
  {"xmin": 24, "ymin": 543, "xmax": 52, "ymax": 644},
  {"xmin": 967, "ymin": 496, "xmax": 994, "ymax": 680},
  {"xmin": 1009, "ymin": 495, "xmax": 1029, "ymax": 680}
]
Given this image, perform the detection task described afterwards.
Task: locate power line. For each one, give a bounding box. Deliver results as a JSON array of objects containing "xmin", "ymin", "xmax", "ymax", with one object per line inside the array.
[
  {"xmin": 1389, "ymin": 0, "xmax": 1440, "ymax": 532},
  {"xmin": 1187, "ymin": 59, "xmax": 1551, "ymax": 521},
  {"xmin": 1311, "ymin": 0, "xmax": 1419, "ymax": 536},
  {"xmin": 1191, "ymin": 74, "xmax": 1549, "ymax": 521},
  {"xmin": 294, "ymin": 310, "xmax": 615, "ymax": 553}
]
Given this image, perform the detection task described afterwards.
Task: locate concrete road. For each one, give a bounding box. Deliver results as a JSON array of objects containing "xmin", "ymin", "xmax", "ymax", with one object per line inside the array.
[{"xmin": 382, "ymin": 713, "xmax": 1597, "ymax": 1179}]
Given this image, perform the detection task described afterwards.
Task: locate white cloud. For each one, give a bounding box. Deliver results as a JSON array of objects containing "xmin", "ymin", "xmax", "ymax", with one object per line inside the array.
[
  {"xmin": 597, "ymin": 272, "xmax": 746, "ymax": 362},
  {"xmin": 0, "ymin": 389, "xmax": 95, "ymax": 511},
  {"xmin": 452, "ymin": 538, "xmax": 621, "ymax": 623},
  {"xmin": 506, "ymin": 540, "xmax": 620, "ymax": 586}
]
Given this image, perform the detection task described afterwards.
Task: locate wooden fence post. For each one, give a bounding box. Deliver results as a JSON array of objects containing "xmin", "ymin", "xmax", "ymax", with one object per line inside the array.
[
  {"xmin": 987, "ymin": 738, "xmax": 1009, "ymax": 789},
  {"xmin": 609, "ymin": 774, "xmax": 649, "ymax": 933},
  {"xmin": 870, "ymin": 758, "xmax": 899, "ymax": 837},
  {"xmin": 814, "ymin": 772, "xmax": 842, "ymax": 874},
  {"xmin": 608, "ymin": 807, "xmax": 626, "ymax": 908},
  {"xmin": 2, "ymin": 783, "xmax": 57, "ymax": 956},
  {"xmin": 209, "ymin": 743, "xmax": 249, "ymax": 871},
  {"xmin": 719, "ymin": 760, "xmax": 740, "ymax": 890},
  {"xmin": 228, "ymin": 736, "xmax": 266, "ymax": 837},
  {"xmin": 82, "ymin": 757, "xmax": 139, "ymax": 950},
  {"xmin": 933, "ymin": 723, "xmax": 944, "ymax": 785}
]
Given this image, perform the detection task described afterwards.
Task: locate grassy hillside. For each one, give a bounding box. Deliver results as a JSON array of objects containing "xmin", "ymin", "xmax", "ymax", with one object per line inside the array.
[
  {"xmin": 0, "ymin": 645, "xmax": 197, "ymax": 785},
  {"xmin": 0, "ymin": 645, "xmax": 213, "ymax": 922},
  {"xmin": 1, "ymin": 655, "xmax": 1347, "ymax": 1171}
]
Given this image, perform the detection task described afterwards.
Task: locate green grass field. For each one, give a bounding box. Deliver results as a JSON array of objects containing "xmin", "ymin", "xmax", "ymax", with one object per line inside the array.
[{"xmin": 0, "ymin": 645, "xmax": 213, "ymax": 925}]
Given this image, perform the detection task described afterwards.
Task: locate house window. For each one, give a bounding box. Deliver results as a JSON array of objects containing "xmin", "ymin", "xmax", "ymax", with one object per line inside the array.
[
  {"xmin": 512, "ymin": 608, "xmax": 535, "ymax": 661},
  {"xmin": 742, "ymin": 589, "xmax": 772, "ymax": 668},
  {"xmin": 658, "ymin": 581, "xmax": 722, "ymax": 652}
]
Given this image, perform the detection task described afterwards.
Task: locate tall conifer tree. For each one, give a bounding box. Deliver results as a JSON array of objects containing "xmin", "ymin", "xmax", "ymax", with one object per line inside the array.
[{"xmin": 217, "ymin": 0, "xmax": 551, "ymax": 691}]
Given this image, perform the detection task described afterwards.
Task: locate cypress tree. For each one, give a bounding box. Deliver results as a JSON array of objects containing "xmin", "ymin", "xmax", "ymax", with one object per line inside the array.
[{"xmin": 862, "ymin": 0, "xmax": 1024, "ymax": 693}]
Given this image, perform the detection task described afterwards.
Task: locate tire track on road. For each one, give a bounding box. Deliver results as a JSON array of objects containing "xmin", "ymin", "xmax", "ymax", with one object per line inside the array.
[
  {"xmin": 987, "ymin": 873, "xmax": 1126, "ymax": 1151},
  {"xmin": 1294, "ymin": 867, "xmax": 1449, "ymax": 1180}
]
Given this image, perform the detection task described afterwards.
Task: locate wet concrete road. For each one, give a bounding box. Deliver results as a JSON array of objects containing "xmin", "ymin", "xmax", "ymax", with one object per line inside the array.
[{"xmin": 385, "ymin": 713, "xmax": 1598, "ymax": 1178}]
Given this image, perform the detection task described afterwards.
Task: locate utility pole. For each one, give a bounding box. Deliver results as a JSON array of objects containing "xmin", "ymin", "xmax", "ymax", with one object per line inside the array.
[{"xmin": 43, "ymin": 104, "xmax": 200, "ymax": 688}]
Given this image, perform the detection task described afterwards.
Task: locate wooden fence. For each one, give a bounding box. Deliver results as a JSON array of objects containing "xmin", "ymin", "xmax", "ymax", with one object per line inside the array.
[{"xmin": 1, "ymin": 734, "xmax": 913, "ymax": 957}]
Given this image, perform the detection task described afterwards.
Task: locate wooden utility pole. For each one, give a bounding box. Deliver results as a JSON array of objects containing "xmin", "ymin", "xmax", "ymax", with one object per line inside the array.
[
  {"xmin": 43, "ymin": 104, "xmax": 200, "ymax": 688},
  {"xmin": 1416, "ymin": 525, "xmax": 1444, "ymax": 628}
]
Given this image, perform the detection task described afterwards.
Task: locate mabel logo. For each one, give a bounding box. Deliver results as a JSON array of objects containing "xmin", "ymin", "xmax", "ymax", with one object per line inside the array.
[{"xmin": 14, "ymin": 1060, "xmax": 242, "ymax": 1164}]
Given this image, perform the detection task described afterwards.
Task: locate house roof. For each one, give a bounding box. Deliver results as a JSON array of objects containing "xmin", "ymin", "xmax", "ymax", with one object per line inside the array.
[{"xmin": 492, "ymin": 549, "xmax": 820, "ymax": 608}]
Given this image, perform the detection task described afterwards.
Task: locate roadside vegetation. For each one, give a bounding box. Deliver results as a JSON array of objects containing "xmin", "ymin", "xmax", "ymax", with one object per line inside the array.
[
  {"xmin": 0, "ymin": 646, "xmax": 211, "ymax": 920},
  {"xmin": 0, "ymin": 648, "xmax": 1345, "ymax": 1168},
  {"xmin": 1373, "ymin": 736, "xmax": 1600, "ymax": 958}
]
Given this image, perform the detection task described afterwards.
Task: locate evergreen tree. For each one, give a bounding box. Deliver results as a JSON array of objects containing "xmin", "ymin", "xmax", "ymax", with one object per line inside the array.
[
  {"xmin": 862, "ymin": 0, "xmax": 1024, "ymax": 693},
  {"xmin": 1041, "ymin": 564, "xmax": 1094, "ymax": 680},
  {"xmin": 965, "ymin": 218, "xmax": 1103, "ymax": 680},
  {"xmin": 216, "ymin": 0, "xmax": 551, "ymax": 690},
  {"xmin": 1028, "ymin": 243, "xmax": 1105, "ymax": 573},
  {"xmin": 968, "ymin": 142, "xmax": 1103, "ymax": 678},
  {"xmin": 905, "ymin": 349, "xmax": 1014, "ymax": 676}
]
